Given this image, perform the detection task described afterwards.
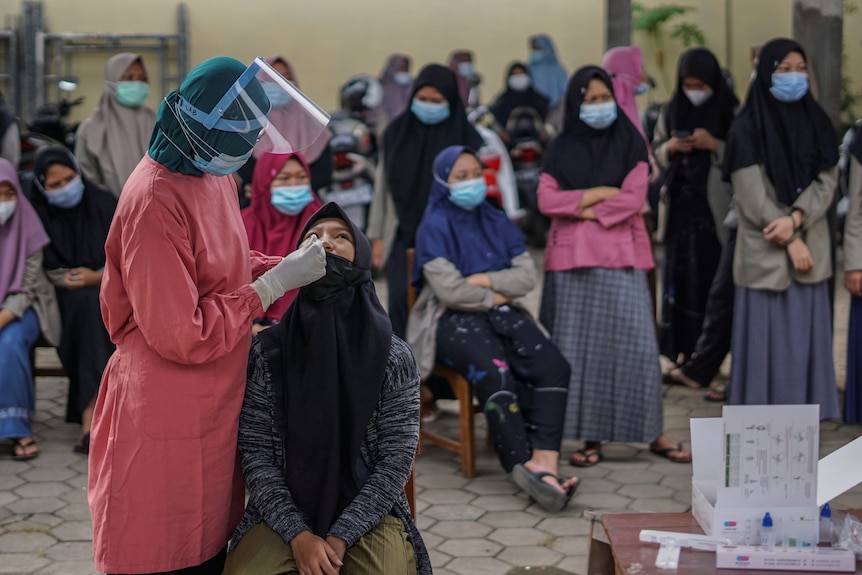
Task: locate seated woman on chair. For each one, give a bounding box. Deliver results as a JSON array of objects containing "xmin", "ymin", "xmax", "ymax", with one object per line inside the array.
[
  {"xmin": 407, "ymin": 145, "xmax": 578, "ymax": 512},
  {"xmin": 224, "ymin": 202, "xmax": 431, "ymax": 575},
  {"xmin": 0, "ymin": 158, "xmax": 61, "ymax": 461},
  {"xmin": 30, "ymin": 146, "xmax": 117, "ymax": 455}
]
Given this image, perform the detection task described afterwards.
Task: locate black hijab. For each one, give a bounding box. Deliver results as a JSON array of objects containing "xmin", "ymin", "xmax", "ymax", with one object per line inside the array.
[
  {"xmin": 723, "ymin": 38, "xmax": 837, "ymax": 206},
  {"xmin": 664, "ymin": 48, "xmax": 739, "ymax": 187},
  {"xmin": 489, "ymin": 61, "xmax": 550, "ymax": 126},
  {"xmin": 29, "ymin": 146, "xmax": 117, "ymax": 271},
  {"xmin": 542, "ymin": 66, "xmax": 648, "ymax": 190},
  {"xmin": 382, "ymin": 63, "xmax": 483, "ymax": 247},
  {"xmin": 257, "ymin": 202, "xmax": 393, "ymax": 537}
]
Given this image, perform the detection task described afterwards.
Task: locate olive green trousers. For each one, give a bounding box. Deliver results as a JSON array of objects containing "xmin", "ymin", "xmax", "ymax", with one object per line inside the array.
[{"xmin": 223, "ymin": 515, "xmax": 416, "ymax": 575}]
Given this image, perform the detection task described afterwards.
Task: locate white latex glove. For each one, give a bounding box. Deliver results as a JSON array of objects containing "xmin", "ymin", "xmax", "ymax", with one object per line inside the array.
[{"xmin": 251, "ymin": 236, "xmax": 326, "ymax": 310}]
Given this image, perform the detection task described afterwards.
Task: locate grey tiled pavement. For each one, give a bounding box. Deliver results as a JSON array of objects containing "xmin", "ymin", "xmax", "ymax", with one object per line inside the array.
[{"xmin": 2, "ymin": 248, "xmax": 862, "ymax": 574}]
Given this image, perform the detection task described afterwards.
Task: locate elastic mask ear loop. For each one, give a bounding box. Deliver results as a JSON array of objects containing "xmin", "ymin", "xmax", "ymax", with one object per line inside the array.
[{"xmin": 165, "ymin": 96, "xmax": 221, "ymax": 161}]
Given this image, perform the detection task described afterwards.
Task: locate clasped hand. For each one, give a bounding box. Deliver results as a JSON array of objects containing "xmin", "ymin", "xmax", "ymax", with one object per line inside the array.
[{"xmin": 290, "ymin": 531, "xmax": 346, "ymax": 575}]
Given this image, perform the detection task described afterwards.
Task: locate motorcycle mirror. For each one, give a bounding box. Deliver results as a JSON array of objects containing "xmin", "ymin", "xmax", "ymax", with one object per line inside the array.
[{"xmin": 58, "ymin": 76, "xmax": 78, "ymax": 92}]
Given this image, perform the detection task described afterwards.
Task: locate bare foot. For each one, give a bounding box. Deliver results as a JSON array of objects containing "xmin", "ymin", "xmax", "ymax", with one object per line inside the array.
[
  {"xmin": 666, "ymin": 368, "xmax": 701, "ymax": 389},
  {"xmin": 524, "ymin": 459, "xmax": 578, "ymax": 495}
]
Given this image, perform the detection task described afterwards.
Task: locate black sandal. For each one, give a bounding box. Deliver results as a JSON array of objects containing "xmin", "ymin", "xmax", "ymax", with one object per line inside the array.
[
  {"xmin": 569, "ymin": 448, "xmax": 604, "ymax": 468},
  {"xmin": 512, "ymin": 464, "xmax": 579, "ymax": 512},
  {"xmin": 12, "ymin": 437, "xmax": 39, "ymax": 461},
  {"xmin": 74, "ymin": 432, "xmax": 90, "ymax": 455}
]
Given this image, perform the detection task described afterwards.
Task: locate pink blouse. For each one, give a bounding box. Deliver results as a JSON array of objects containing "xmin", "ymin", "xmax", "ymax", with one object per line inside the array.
[{"xmin": 537, "ymin": 162, "xmax": 654, "ymax": 272}]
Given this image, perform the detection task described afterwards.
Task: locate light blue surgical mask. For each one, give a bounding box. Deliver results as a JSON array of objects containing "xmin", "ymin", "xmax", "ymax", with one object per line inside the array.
[
  {"xmin": 271, "ymin": 184, "xmax": 313, "ymax": 215},
  {"xmin": 44, "ymin": 176, "xmax": 85, "ymax": 208},
  {"xmin": 770, "ymin": 72, "xmax": 809, "ymax": 102},
  {"xmin": 529, "ymin": 50, "xmax": 545, "ymax": 64},
  {"xmin": 448, "ymin": 177, "xmax": 487, "ymax": 210},
  {"xmin": 579, "ymin": 102, "xmax": 618, "ymax": 130},
  {"xmin": 394, "ymin": 72, "xmax": 413, "ymax": 86},
  {"xmin": 457, "ymin": 61, "xmax": 474, "ymax": 78},
  {"xmin": 635, "ymin": 82, "xmax": 650, "ymax": 95},
  {"xmin": 192, "ymin": 148, "xmax": 253, "ymax": 177},
  {"xmin": 115, "ymin": 81, "xmax": 150, "ymax": 108},
  {"xmin": 411, "ymin": 99, "xmax": 450, "ymax": 125},
  {"xmin": 263, "ymin": 83, "xmax": 293, "ymax": 109}
]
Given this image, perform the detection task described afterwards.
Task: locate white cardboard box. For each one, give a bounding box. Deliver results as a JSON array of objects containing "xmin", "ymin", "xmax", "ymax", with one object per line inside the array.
[
  {"xmin": 691, "ymin": 405, "xmax": 862, "ymax": 547},
  {"xmin": 715, "ymin": 545, "xmax": 856, "ymax": 572}
]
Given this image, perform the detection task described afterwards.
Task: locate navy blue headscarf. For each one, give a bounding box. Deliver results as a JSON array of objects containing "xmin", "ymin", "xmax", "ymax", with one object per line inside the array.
[{"xmin": 412, "ymin": 145, "xmax": 525, "ymax": 290}]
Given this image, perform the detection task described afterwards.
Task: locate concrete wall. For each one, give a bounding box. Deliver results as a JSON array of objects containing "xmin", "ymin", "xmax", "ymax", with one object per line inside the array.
[{"xmin": 0, "ymin": 0, "xmax": 860, "ymax": 123}]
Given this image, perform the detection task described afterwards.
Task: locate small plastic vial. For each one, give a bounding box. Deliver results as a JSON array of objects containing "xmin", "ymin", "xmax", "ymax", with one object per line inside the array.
[
  {"xmin": 760, "ymin": 512, "xmax": 774, "ymax": 548},
  {"xmin": 820, "ymin": 503, "xmax": 833, "ymax": 544}
]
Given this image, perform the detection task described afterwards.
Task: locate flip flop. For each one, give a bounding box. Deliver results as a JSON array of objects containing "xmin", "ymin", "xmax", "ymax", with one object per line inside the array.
[
  {"xmin": 511, "ymin": 463, "xmax": 579, "ymax": 512},
  {"xmin": 704, "ymin": 381, "xmax": 728, "ymax": 402},
  {"xmin": 74, "ymin": 432, "xmax": 90, "ymax": 455},
  {"xmin": 649, "ymin": 442, "xmax": 692, "ymax": 463},
  {"xmin": 569, "ymin": 448, "xmax": 603, "ymax": 468},
  {"xmin": 12, "ymin": 437, "xmax": 39, "ymax": 461}
]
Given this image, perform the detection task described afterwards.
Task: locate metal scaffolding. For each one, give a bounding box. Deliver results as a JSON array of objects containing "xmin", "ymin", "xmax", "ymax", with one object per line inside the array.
[
  {"xmin": 0, "ymin": 29, "xmax": 18, "ymax": 113},
  {"xmin": 19, "ymin": 1, "xmax": 188, "ymax": 122}
]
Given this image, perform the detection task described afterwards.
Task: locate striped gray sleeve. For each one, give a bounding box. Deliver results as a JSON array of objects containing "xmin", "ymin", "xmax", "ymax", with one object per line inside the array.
[
  {"xmin": 238, "ymin": 338, "xmax": 310, "ymax": 545},
  {"xmin": 327, "ymin": 336, "xmax": 421, "ymax": 546}
]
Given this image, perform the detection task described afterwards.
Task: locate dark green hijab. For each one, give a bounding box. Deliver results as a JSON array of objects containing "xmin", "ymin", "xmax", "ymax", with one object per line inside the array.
[{"xmin": 148, "ymin": 56, "xmax": 269, "ymax": 176}]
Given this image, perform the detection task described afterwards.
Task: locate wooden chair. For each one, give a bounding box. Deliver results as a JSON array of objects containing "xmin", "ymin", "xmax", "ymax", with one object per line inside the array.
[
  {"xmin": 406, "ymin": 248, "xmax": 481, "ymax": 478},
  {"xmin": 28, "ymin": 336, "xmax": 66, "ymax": 379}
]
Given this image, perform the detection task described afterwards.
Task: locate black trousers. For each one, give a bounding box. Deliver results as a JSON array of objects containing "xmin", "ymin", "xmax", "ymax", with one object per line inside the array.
[
  {"xmin": 110, "ymin": 546, "xmax": 226, "ymax": 575},
  {"xmin": 435, "ymin": 306, "xmax": 570, "ymax": 472},
  {"xmin": 385, "ymin": 234, "xmax": 409, "ymax": 339},
  {"xmin": 680, "ymin": 230, "xmax": 736, "ymax": 387}
]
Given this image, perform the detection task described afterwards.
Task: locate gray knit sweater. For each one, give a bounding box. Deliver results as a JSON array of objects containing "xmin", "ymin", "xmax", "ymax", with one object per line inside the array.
[{"xmin": 229, "ymin": 335, "xmax": 432, "ymax": 574}]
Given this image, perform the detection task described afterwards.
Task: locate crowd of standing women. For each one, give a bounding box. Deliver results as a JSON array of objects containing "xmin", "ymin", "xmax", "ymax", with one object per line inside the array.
[{"xmin": 0, "ymin": 28, "xmax": 861, "ymax": 575}]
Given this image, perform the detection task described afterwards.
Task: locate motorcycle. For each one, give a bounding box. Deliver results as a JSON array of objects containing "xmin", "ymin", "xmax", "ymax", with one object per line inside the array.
[
  {"xmin": 325, "ymin": 112, "xmax": 376, "ymax": 232},
  {"xmin": 466, "ymin": 105, "xmax": 522, "ymax": 220},
  {"xmin": 323, "ymin": 76, "xmax": 382, "ymax": 232},
  {"xmin": 18, "ymin": 77, "xmax": 83, "ymax": 189},
  {"xmin": 506, "ymin": 106, "xmax": 549, "ymax": 247}
]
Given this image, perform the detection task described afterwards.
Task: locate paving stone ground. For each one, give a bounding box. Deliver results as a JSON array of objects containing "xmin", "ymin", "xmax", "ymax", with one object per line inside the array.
[{"xmin": 1, "ymin": 249, "xmax": 861, "ymax": 574}]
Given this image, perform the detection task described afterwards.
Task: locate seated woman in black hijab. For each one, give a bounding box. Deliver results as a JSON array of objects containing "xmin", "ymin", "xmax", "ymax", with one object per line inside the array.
[
  {"xmin": 30, "ymin": 146, "xmax": 117, "ymax": 455},
  {"xmin": 224, "ymin": 202, "xmax": 431, "ymax": 575}
]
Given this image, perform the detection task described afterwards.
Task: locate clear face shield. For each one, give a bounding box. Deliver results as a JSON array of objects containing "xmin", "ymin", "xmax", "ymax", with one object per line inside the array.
[{"xmin": 173, "ymin": 57, "xmax": 331, "ymax": 159}]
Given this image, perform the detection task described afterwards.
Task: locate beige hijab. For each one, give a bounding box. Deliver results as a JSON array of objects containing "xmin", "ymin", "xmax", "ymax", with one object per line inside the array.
[{"xmin": 82, "ymin": 53, "xmax": 156, "ymax": 191}]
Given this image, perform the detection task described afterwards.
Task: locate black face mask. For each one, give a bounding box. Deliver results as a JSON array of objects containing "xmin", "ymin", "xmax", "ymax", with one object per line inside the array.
[{"xmin": 302, "ymin": 253, "xmax": 355, "ymax": 303}]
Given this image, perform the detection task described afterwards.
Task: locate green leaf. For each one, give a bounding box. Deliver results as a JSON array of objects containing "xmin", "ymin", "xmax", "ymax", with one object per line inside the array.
[
  {"xmin": 632, "ymin": 4, "xmax": 694, "ymax": 34},
  {"xmin": 671, "ymin": 22, "xmax": 707, "ymax": 47}
]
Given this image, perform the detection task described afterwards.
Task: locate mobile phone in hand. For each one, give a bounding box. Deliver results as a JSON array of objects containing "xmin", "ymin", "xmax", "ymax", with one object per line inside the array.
[{"xmin": 673, "ymin": 129, "xmax": 693, "ymax": 138}]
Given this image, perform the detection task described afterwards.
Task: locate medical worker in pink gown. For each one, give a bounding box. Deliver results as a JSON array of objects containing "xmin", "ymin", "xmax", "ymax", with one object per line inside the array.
[{"xmin": 89, "ymin": 57, "xmax": 327, "ymax": 575}]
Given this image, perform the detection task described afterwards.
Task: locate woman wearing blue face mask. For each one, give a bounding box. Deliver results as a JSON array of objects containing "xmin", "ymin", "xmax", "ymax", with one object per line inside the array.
[
  {"xmin": 368, "ymin": 54, "xmax": 413, "ymax": 134},
  {"xmin": 242, "ymin": 151, "xmax": 323, "ymax": 334},
  {"xmin": 75, "ymin": 53, "xmax": 157, "ymax": 197},
  {"xmin": 30, "ymin": 146, "xmax": 117, "ymax": 456},
  {"xmin": 723, "ymin": 38, "xmax": 840, "ymax": 419},
  {"xmin": 538, "ymin": 66, "xmax": 692, "ymax": 468},
  {"xmin": 408, "ymin": 145, "xmax": 578, "ymax": 511},
  {"xmin": 527, "ymin": 35, "xmax": 569, "ymax": 130},
  {"xmin": 368, "ymin": 63, "xmax": 483, "ymax": 339},
  {"xmin": 88, "ymin": 57, "xmax": 327, "ymax": 574}
]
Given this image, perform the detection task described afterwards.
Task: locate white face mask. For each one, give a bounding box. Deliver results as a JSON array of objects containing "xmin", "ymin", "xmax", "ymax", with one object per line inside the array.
[
  {"xmin": 508, "ymin": 74, "xmax": 531, "ymax": 92},
  {"xmin": 0, "ymin": 199, "xmax": 16, "ymax": 225},
  {"xmin": 683, "ymin": 87, "xmax": 714, "ymax": 107}
]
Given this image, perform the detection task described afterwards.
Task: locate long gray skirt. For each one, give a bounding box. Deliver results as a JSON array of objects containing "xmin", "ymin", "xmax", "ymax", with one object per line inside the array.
[
  {"xmin": 728, "ymin": 281, "xmax": 840, "ymax": 420},
  {"xmin": 541, "ymin": 268, "xmax": 663, "ymax": 442}
]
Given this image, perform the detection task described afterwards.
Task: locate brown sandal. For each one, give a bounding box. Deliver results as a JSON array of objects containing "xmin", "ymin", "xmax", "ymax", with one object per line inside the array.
[{"xmin": 12, "ymin": 437, "xmax": 39, "ymax": 461}]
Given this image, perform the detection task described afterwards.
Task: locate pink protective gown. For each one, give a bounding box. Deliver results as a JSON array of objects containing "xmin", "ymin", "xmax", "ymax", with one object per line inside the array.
[{"xmin": 89, "ymin": 155, "xmax": 280, "ymax": 574}]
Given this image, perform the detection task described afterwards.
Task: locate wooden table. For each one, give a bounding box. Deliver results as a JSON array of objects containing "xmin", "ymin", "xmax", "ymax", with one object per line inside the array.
[{"xmin": 588, "ymin": 511, "xmax": 862, "ymax": 575}]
